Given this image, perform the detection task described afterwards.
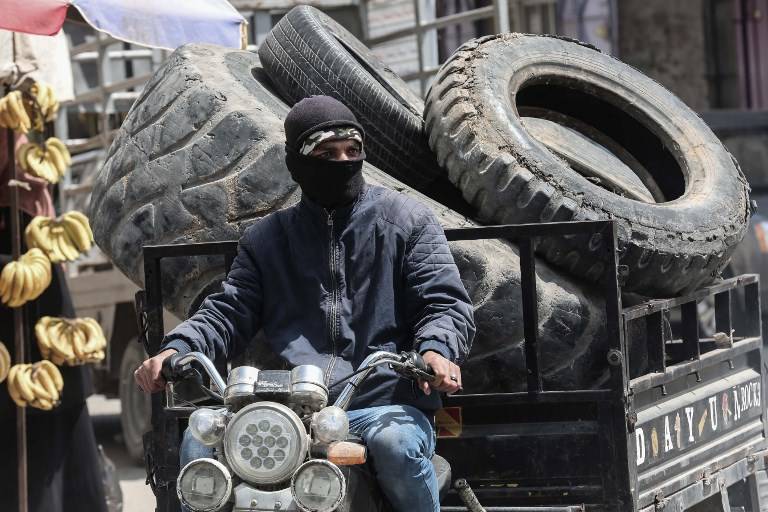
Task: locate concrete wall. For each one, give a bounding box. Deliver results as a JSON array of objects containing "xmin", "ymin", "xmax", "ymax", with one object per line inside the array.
[{"xmin": 617, "ymin": 0, "xmax": 710, "ymax": 111}]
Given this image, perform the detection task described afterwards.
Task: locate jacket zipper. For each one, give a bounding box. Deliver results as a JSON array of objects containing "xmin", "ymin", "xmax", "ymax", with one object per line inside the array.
[{"xmin": 325, "ymin": 211, "xmax": 339, "ymax": 386}]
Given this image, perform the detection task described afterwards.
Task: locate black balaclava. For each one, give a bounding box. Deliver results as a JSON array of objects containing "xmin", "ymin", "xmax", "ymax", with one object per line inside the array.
[{"xmin": 284, "ymin": 95, "xmax": 367, "ymax": 210}]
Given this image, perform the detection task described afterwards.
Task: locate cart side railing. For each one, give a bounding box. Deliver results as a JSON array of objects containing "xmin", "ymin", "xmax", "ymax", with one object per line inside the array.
[{"xmin": 136, "ymin": 219, "xmax": 631, "ymax": 511}]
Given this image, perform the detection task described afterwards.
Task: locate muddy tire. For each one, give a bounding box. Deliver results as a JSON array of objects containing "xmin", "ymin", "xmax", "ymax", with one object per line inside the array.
[
  {"xmin": 89, "ymin": 45, "xmax": 301, "ymax": 317},
  {"xmin": 91, "ymin": 44, "xmax": 610, "ymax": 392},
  {"xmin": 257, "ymin": 6, "xmax": 470, "ymax": 213},
  {"xmin": 425, "ymin": 34, "xmax": 751, "ymax": 297},
  {"xmin": 119, "ymin": 340, "xmax": 151, "ymax": 462}
]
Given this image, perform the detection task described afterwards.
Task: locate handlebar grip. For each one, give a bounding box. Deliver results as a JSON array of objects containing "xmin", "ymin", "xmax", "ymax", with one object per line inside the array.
[
  {"xmin": 400, "ymin": 351, "xmax": 435, "ymax": 381},
  {"xmin": 412, "ymin": 352, "xmax": 435, "ymax": 377},
  {"xmin": 161, "ymin": 353, "xmax": 183, "ymax": 382}
]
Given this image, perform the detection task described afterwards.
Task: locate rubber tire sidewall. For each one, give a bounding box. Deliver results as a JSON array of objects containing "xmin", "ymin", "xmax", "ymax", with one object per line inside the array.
[
  {"xmin": 258, "ymin": 5, "xmax": 444, "ymax": 191},
  {"xmin": 425, "ymin": 34, "xmax": 750, "ymax": 296}
]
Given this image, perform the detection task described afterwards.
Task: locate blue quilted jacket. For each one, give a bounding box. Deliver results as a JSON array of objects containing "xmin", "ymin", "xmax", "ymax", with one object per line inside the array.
[{"xmin": 161, "ymin": 184, "xmax": 475, "ymax": 412}]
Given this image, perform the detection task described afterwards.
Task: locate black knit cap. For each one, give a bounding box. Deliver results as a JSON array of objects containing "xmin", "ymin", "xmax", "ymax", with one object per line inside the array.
[{"xmin": 284, "ymin": 95, "xmax": 365, "ymax": 151}]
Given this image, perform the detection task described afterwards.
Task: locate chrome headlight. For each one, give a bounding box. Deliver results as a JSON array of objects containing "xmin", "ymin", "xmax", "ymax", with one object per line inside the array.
[
  {"xmin": 177, "ymin": 458, "xmax": 232, "ymax": 512},
  {"xmin": 223, "ymin": 402, "xmax": 308, "ymax": 485},
  {"xmin": 291, "ymin": 460, "xmax": 346, "ymax": 512},
  {"xmin": 189, "ymin": 408, "xmax": 228, "ymax": 446}
]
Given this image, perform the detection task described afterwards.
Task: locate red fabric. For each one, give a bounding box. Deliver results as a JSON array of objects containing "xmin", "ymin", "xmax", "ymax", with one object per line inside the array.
[
  {"xmin": 2, "ymin": 0, "xmax": 70, "ymax": 36},
  {"xmin": 0, "ymin": 129, "xmax": 56, "ymax": 220}
]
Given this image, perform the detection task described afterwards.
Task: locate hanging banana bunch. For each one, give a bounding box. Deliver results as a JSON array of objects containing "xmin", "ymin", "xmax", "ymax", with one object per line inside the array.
[
  {"xmin": 25, "ymin": 211, "xmax": 93, "ymax": 263},
  {"xmin": 17, "ymin": 138, "xmax": 71, "ymax": 184},
  {"xmin": 0, "ymin": 248, "xmax": 53, "ymax": 308},
  {"xmin": 29, "ymin": 82, "xmax": 59, "ymax": 129},
  {"xmin": 0, "ymin": 90, "xmax": 32, "ymax": 134},
  {"xmin": 35, "ymin": 316, "xmax": 107, "ymax": 366},
  {"xmin": 6, "ymin": 360, "xmax": 64, "ymax": 410},
  {"xmin": 0, "ymin": 342, "xmax": 10, "ymax": 384}
]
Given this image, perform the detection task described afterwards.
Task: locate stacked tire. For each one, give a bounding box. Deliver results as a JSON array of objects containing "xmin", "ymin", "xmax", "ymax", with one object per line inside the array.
[{"xmin": 91, "ymin": 6, "xmax": 750, "ymax": 392}]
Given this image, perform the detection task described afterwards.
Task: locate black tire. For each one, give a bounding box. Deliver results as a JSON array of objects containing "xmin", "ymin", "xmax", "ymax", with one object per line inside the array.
[
  {"xmin": 91, "ymin": 44, "xmax": 609, "ymax": 392},
  {"xmin": 425, "ymin": 34, "xmax": 751, "ymax": 297},
  {"xmin": 258, "ymin": 6, "xmax": 470, "ymax": 213},
  {"xmin": 89, "ymin": 45, "xmax": 301, "ymax": 317},
  {"xmin": 119, "ymin": 340, "xmax": 150, "ymax": 462}
]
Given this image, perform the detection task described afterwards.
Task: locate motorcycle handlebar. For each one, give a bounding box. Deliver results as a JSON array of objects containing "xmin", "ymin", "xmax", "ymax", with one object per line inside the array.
[
  {"xmin": 161, "ymin": 349, "xmax": 433, "ymax": 410},
  {"xmin": 161, "ymin": 351, "xmax": 227, "ymax": 396},
  {"xmin": 333, "ymin": 351, "xmax": 437, "ymax": 411}
]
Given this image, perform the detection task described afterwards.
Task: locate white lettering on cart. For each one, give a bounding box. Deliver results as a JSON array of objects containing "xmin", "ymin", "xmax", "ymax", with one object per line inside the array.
[
  {"xmin": 708, "ymin": 396, "xmax": 718, "ymax": 432},
  {"xmin": 685, "ymin": 407, "xmax": 695, "ymax": 443},
  {"xmin": 663, "ymin": 416, "xmax": 674, "ymax": 452}
]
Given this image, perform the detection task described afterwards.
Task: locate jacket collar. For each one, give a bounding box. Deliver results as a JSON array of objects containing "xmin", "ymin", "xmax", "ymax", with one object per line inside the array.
[{"xmin": 298, "ymin": 183, "xmax": 370, "ymax": 222}]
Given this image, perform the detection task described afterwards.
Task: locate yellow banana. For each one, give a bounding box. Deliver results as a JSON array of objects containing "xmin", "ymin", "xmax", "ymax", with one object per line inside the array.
[
  {"xmin": 46, "ymin": 144, "xmax": 67, "ymax": 176},
  {"xmin": 7, "ymin": 367, "xmax": 27, "ymax": 408},
  {"xmin": 13, "ymin": 364, "xmax": 36, "ymax": 402},
  {"xmin": 25, "ymin": 248, "xmax": 51, "ymax": 295},
  {"xmin": 35, "ymin": 317, "xmax": 55, "ymax": 357},
  {"xmin": 11, "ymin": 91, "xmax": 31, "ymax": 133},
  {"xmin": 38, "ymin": 360, "xmax": 63, "ymax": 391},
  {"xmin": 33, "ymin": 83, "xmax": 49, "ymax": 113},
  {"xmin": 48, "ymin": 320, "xmax": 74, "ymax": 362},
  {"xmin": 27, "ymin": 367, "xmax": 52, "ymax": 401},
  {"xmin": 0, "ymin": 342, "xmax": 9, "ymax": 383},
  {"xmin": 25, "ymin": 259, "xmax": 45, "ymax": 301},
  {"xmin": 61, "ymin": 215, "xmax": 91, "ymax": 253},
  {"xmin": 35, "ymin": 369, "xmax": 60, "ymax": 402},
  {"xmin": 58, "ymin": 231, "xmax": 79, "ymax": 261},
  {"xmin": 15, "ymin": 264, "xmax": 34, "ymax": 305},
  {"xmin": 66, "ymin": 210, "xmax": 91, "ymax": 230},
  {"xmin": 31, "ymin": 397, "xmax": 53, "ymax": 411},
  {"xmin": 4, "ymin": 92, "xmax": 23, "ymax": 133},
  {"xmin": 40, "ymin": 223, "xmax": 56, "ymax": 263},
  {"xmin": 48, "ymin": 229, "xmax": 68, "ymax": 263},
  {"xmin": 46, "ymin": 137, "xmax": 71, "ymax": 166},
  {"xmin": 25, "ymin": 146, "xmax": 51, "ymax": 182},
  {"xmin": 0, "ymin": 99, "xmax": 12, "ymax": 129},
  {"xmin": 71, "ymin": 323, "xmax": 86, "ymax": 360},
  {"xmin": 0, "ymin": 262, "xmax": 13, "ymax": 302},
  {"xmin": 4, "ymin": 263, "xmax": 24, "ymax": 307},
  {"xmin": 32, "ymin": 83, "xmax": 58, "ymax": 123},
  {"xmin": 16, "ymin": 142, "xmax": 35, "ymax": 172},
  {"xmin": 81, "ymin": 318, "xmax": 107, "ymax": 353},
  {"xmin": 31, "ymin": 147, "xmax": 59, "ymax": 183},
  {"xmin": 25, "ymin": 216, "xmax": 54, "ymax": 254}
]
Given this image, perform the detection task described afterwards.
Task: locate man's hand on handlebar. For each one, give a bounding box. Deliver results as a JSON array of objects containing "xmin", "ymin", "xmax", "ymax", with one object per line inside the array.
[
  {"xmin": 134, "ymin": 348, "xmax": 178, "ymax": 393},
  {"xmin": 419, "ymin": 350, "xmax": 462, "ymax": 396}
]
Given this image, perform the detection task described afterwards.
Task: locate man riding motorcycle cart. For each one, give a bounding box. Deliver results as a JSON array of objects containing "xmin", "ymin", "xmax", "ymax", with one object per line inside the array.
[{"xmin": 134, "ymin": 95, "xmax": 476, "ymax": 512}]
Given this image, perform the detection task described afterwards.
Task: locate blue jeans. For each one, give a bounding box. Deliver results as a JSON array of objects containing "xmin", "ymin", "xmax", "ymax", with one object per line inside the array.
[{"xmin": 179, "ymin": 404, "xmax": 438, "ymax": 512}]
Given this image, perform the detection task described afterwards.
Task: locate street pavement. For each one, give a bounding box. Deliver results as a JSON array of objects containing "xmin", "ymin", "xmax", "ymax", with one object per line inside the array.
[{"xmin": 88, "ymin": 394, "xmax": 156, "ymax": 512}]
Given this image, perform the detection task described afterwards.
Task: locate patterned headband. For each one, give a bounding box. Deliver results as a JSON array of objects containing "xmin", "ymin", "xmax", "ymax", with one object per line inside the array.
[{"xmin": 299, "ymin": 127, "xmax": 364, "ymax": 156}]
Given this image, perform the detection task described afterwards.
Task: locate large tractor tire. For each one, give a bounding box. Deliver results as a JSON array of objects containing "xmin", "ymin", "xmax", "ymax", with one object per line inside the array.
[
  {"xmin": 91, "ymin": 44, "xmax": 610, "ymax": 392},
  {"xmin": 425, "ymin": 34, "xmax": 751, "ymax": 297},
  {"xmin": 257, "ymin": 6, "xmax": 471, "ymax": 214},
  {"xmin": 89, "ymin": 46, "xmax": 301, "ymax": 318}
]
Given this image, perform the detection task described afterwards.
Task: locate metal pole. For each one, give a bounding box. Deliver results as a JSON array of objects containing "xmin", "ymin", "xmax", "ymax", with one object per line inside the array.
[
  {"xmin": 413, "ymin": 0, "xmax": 426, "ymax": 97},
  {"xmin": 8, "ymin": 116, "xmax": 28, "ymax": 512},
  {"xmin": 493, "ymin": 0, "xmax": 511, "ymax": 34}
]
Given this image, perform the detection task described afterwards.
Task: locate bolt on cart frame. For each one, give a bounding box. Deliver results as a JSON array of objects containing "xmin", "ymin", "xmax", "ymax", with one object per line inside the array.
[{"xmin": 135, "ymin": 220, "xmax": 766, "ymax": 512}]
